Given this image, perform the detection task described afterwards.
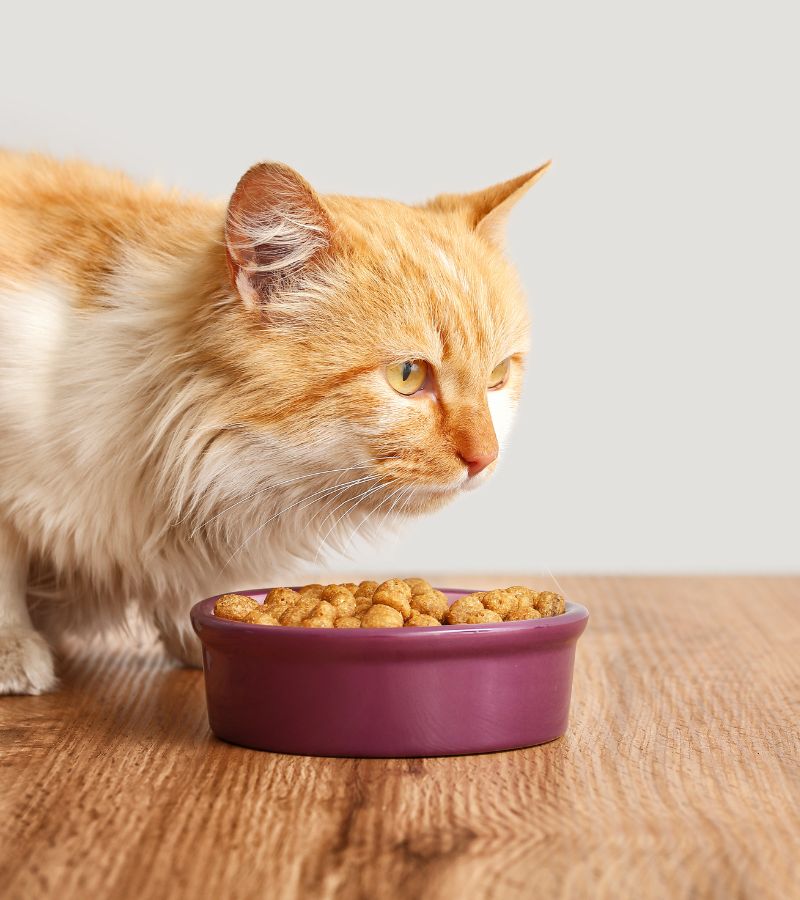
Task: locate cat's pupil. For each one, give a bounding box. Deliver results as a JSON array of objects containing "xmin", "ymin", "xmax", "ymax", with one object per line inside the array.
[{"xmin": 402, "ymin": 361, "xmax": 413, "ymax": 382}]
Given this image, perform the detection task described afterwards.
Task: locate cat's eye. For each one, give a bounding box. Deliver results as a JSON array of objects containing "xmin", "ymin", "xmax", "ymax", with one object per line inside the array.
[
  {"xmin": 488, "ymin": 357, "xmax": 511, "ymax": 389},
  {"xmin": 386, "ymin": 359, "xmax": 428, "ymax": 396}
]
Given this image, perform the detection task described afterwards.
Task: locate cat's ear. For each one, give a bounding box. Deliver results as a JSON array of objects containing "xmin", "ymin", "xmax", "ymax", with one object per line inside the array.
[
  {"xmin": 427, "ymin": 161, "xmax": 551, "ymax": 248},
  {"xmin": 225, "ymin": 162, "xmax": 331, "ymax": 309}
]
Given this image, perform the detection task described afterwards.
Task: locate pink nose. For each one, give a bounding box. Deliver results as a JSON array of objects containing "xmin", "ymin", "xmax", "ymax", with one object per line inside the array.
[{"xmin": 461, "ymin": 449, "xmax": 498, "ymax": 478}]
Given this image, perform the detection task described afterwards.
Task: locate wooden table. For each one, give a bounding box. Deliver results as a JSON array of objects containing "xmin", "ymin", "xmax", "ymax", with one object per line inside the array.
[{"xmin": 1, "ymin": 576, "xmax": 798, "ymax": 899}]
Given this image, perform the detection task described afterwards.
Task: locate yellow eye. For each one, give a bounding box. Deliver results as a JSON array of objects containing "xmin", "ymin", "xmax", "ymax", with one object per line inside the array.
[
  {"xmin": 386, "ymin": 359, "xmax": 428, "ymax": 396},
  {"xmin": 488, "ymin": 357, "xmax": 511, "ymax": 389}
]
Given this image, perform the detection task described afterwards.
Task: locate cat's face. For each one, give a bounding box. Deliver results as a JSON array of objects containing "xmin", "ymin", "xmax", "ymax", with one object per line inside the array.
[{"xmin": 216, "ymin": 161, "xmax": 548, "ymax": 521}]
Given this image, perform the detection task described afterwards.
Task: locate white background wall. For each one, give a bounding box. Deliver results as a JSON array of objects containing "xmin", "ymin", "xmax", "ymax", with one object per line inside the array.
[{"xmin": 3, "ymin": 1, "xmax": 798, "ymax": 573}]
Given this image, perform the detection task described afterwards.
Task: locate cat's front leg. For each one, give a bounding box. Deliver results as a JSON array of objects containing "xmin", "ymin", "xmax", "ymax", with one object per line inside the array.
[
  {"xmin": 154, "ymin": 607, "xmax": 203, "ymax": 669},
  {"xmin": 0, "ymin": 522, "xmax": 57, "ymax": 695}
]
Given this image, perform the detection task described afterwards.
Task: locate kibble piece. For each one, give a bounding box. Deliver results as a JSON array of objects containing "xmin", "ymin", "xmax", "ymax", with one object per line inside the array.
[
  {"xmin": 505, "ymin": 586, "xmax": 540, "ymax": 605},
  {"xmin": 507, "ymin": 591, "xmax": 534, "ymax": 613},
  {"xmin": 266, "ymin": 586, "xmax": 299, "ymax": 602},
  {"xmin": 354, "ymin": 580, "xmax": 378, "ymax": 599},
  {"xmin": 301, "ymin": 615, "xmax": 334, "ymax": 628},
  {"xmin": 214, "ymin": 593, "xmax": 259, "ymax": 621},
  {"xmin": 480, "ymin": 589, "xmax": 516, "ymax": 620},
  {"xmin": 329, "ymin": 593, "xmax": 356, "ymax": 618},
  {"xmin": 505, "ymin": 603, "xmax": 543, "ymax": 622},
  {"xmin": 373, "ymin": 580, "xmax": 412, "ymax": 620},
  {"xmin": 375, "ymin": 591, "xmax": 411, "ymax": 621},
  {"xmin": 334, "ymin": 616, "xmax": 362, "ymax": 629},
  {"xmin": 299, "ymin": 583, "xmax": 325, "ymax": 597},
  {"xmin": 445, "ymin": 596, "xmax": 486, "ymax": 625},
  {"xmin": 310, "ymin": 600, "xmax": 337, "ymax": 620},
  {"xmin": 534, "ymin": 591, "xmax": 566, "ymax": 617},
  {"xmin": 320, "ymin": 585, "xmax": 356, "ymax": 617},
  {"xmin": 321, "ymin": 584, "xmax": 353, "ymax": 602},
  {"xmin": 410, "ymin": 589, "xmax": 449, "ymax": 623},
  {"xmin": 338, "ymin": 582, "xmax": 359, "ymax": 594},
  {"xmin": 465, "ymin": 609, "xmax": 503, "ymax": 625},
  {"xmin": 361, "ymin": 604, "xmax": 404, "ymax": 628},
  {"xmin": 243, "ymin": 607, "xmax": 281, "ymax": 626},
  {"xmin": 279, "ymin": 595, "xmax": 319, "ymax": 626},
  {"xmin": 405, "ymin": 612, "xmax": 442, "ymax": 627},
  {"xmin": 353, "ymin": 602, "xmax": 372, "ymax": 621},
  {"xmin": 404, "ymin": 577, "xmax": 432, "ymax": 595},
  {"xmin": 264, "ymin": 587, "xmax": 301, "ymax": 618},
  {"xmin": 374, "ymin": 579, "xmax": 412, "ymax": 601}
]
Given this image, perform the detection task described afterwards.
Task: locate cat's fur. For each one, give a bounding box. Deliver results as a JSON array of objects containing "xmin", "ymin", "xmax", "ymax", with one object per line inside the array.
[{"xmin": 0, "ymin": 151, "xmax": 548, "ymax": 693}]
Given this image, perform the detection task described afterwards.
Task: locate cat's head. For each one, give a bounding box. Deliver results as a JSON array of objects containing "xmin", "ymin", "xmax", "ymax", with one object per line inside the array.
[{"xmin": 208, "ymin": 160, "xmax": 548, "ymax": 526}]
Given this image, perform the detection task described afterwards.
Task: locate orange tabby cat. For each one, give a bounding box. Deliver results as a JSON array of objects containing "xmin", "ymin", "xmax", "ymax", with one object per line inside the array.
[{"xmin": 0, "ymin": 151, "xmax": 548, "ymax": 693}]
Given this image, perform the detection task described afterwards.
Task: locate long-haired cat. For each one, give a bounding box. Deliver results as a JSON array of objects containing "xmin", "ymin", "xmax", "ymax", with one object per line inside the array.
[{"xmin": 0, "ymin": 151, "xmax": 548, "ymax": 693}]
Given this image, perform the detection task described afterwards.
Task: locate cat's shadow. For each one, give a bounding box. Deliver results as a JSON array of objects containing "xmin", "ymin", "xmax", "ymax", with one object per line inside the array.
[
  {"xmin": 56, "ymin": 635, "xmax": 212, "ymax": 749},
  {"xmin": 58, "ymin": 637, "xmax": 360, "ymax": 771}
]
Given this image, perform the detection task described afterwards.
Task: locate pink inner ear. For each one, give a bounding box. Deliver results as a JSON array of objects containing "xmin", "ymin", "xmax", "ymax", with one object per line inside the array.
[{"xmin": 225, "ymin": 162, "xmax": 331, "ymax": 299}]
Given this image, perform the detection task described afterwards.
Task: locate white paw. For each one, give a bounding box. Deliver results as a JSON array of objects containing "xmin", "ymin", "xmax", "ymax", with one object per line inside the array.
[{"xmin": 0, "ymin": 627, "xmax": 57, "ymax": 695}]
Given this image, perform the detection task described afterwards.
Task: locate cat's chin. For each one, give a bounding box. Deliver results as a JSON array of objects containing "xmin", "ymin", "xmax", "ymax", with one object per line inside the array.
[
  {"xmin": 460, "ymin": 467, "xmax": 495, "ymax": 492},
  {"xmin": 395, "ymin": 479, "xmax": 471, "ymax": 515},
  {"xmin": 399, "ymin": 467, "xmax": 496, "ymax": 513},
  {"xmin": 398, "ymin": 492, "xmax": 453, "ymax": 517}
]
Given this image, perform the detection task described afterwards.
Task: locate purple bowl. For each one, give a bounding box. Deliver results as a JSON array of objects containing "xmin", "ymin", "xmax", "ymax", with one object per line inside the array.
[{"xmin": 190, "ymin": 588, "xmax": 589, "ymax": 758}]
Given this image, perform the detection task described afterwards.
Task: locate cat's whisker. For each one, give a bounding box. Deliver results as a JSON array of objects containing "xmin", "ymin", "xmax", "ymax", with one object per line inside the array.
[
  {"xmin": 298, "ymin": 466, "xmax": 371, "ymax": 538},
  {"xmin": 386, "ymin": 485, "xmax": 417, "ymax": 532},
  {"xmin": 398, "ymin": 486, "xmax": 417, "ymax": 518},
  {"xmin": 215, "ymin": 477, "xmax": 374, "ymax": 577},
  {"xmin": 187, "ymin": 458, "xmax": 396, "ymax": 537},
  {"xmin": 379, "ymin": 483, "xmax": 413, "ymax": 531},
  {"xmin": 544, "ymin": 566, "xmax": 569, "ymax": 600},
  {"xmin": 313, "ymin": 479, "xmax": 395, "ymax": 564},
  {"xmin": 298, "ymin": 469, "xmax": 387, "ymax": 539},
  {"xmin": 312, "ymin": 481, "xmax": 393, "ymax": 563},
  {"xmin": 314, "ymin": 471, "xmax": 379, "ymax": 533},
  {"xmin": 199, "ymin": 456, "xmax": 398, "ymax": 527},
  {"xmin": 216, "ymin": 473, "xmax": 382, "ymax": 576},
  {"xmin": 341, "ymin": 481, "xmax": 408, "ymax": 554}
]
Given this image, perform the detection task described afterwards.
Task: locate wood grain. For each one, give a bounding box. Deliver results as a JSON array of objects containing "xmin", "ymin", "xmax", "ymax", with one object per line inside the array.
[{"xmin": 1, "ymin": 576, "xmax": 798, "ymax": 900}]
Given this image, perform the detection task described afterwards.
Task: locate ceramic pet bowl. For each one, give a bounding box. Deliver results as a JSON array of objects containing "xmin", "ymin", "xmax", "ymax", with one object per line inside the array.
[{"xmin": 190, "ymin": 587, "xmax": 589, "ymax": 758}]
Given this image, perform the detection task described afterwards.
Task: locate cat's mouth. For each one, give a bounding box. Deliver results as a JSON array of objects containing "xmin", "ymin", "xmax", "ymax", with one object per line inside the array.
[
  {"xmin": 399, "ymin": 464, "xmax": 495, "ymax": 506},
  {"xmin": 401, "ymin": 458, "xmax": 496, "ymax": 496},
  {"xmin": 364, "ymin": 453, "xmax": 498, "ymax": 517}
]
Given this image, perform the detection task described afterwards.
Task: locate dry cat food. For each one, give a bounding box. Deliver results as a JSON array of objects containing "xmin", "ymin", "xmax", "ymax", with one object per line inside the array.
[{"xmin": 213, "ymin": 580, "xmax": 566, "ymax": 629}]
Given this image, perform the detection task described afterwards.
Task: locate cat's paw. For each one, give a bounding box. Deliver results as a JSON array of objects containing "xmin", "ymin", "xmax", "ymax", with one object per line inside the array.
[{"xmin": 0, "ymin": 627, "xmax": 57, "ymax": 695}]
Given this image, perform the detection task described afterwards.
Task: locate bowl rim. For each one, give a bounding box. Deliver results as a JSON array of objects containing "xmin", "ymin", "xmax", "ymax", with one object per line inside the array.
[{"xmin": 190, "ymin": 586, "xmax": 589, "ymax": 642}]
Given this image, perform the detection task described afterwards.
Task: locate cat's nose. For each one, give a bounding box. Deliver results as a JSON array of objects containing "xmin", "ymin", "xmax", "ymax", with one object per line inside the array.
[
  {"xmin": 461, "ymin": 448, "xmax": 498, "ymax": 478},
  {"xmin": 450, "ymin": 402, "xmax": 499, "ymax": 477}
]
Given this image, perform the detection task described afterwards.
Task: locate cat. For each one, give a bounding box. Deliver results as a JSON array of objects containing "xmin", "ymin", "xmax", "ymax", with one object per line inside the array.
[{"xmin": 0, "ymin": 151, "xmax": 549, "ymax": 693}]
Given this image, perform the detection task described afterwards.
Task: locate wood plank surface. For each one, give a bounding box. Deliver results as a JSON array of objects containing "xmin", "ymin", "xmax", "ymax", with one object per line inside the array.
[{"xmin": 1, "ymin": 576, "xmax": 798, "ymax": 900}]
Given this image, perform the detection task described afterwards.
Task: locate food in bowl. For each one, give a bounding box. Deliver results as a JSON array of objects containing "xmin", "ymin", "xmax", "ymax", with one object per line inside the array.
[
  {"xmin": 192, "ymin": 585, "xmax": 589, "ymax": 756},
  {"xmin": 213, "ymin": 579, "xmax": 566, "ymax": 628}
]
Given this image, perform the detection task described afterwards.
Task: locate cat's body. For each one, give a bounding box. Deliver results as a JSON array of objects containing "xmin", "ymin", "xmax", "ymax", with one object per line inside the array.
[{"xmin": 0, "ymin": 151, "xmax": 547, "ymax": 693}]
